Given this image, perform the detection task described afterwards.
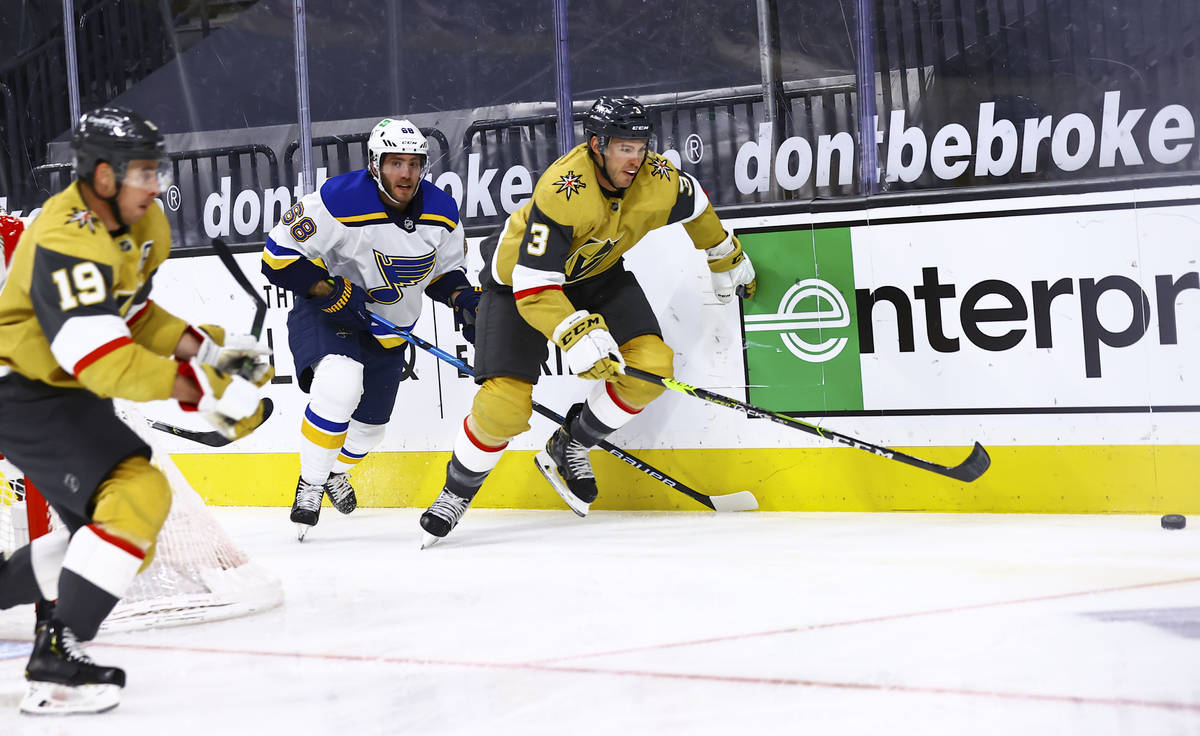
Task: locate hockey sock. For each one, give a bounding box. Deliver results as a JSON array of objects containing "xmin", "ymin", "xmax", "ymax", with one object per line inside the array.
[
  {"xmin": 57, "ymin": 525, "xmax": 145, "ymax": 640},
  {"xmin": 0, "ymin": 527, "xmax": 69, "ymax": 609},
  {"xmin": 332, "ymin": 420, "xmax": 386, "ymax": 475},
  {"xmin": 445, "ymin": 417, "xmax": 507, "ymax": 499},
  {"xmin": 571, "ymin": 382, "xmax": 642, "ymax": 447},
  {"xmin": 300, "ymin": 355, "xmax": 364, "ymax": 485}
]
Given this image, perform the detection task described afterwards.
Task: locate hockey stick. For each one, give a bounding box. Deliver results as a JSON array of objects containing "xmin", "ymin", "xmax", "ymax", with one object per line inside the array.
[
  {"xmin": 368, "ymin": 313, "xmax": 757, "ymax": 512},
  {"xmin": 148, "ymin": 238, "xmax": 274, "ymax": 446},
  {"xmin": 622, "ymin": 366, "xmax": 991, "ymax": 483},
  {"xmin": 147, "ymin": 399, "xmax": 275, "ymax": 448}
]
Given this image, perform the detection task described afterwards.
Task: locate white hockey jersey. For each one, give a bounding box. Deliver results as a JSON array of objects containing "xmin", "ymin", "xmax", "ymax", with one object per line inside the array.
[{"xmin": 262, "ymin": 170, "xmax": 466, "ymax": 348}]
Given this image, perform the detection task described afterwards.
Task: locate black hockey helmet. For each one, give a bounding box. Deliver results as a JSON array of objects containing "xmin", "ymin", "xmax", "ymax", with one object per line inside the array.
[
  {"xmin": 583, "ymin": 96, "xmax": 653, "ymax": 149},
  {"xmin": 71, "ymin": 106, "xmax": 167, "ymax": 184}
]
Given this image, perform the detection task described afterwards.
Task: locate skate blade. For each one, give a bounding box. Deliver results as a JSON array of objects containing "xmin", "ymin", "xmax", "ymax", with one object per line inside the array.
[
  {"xmin": 420, "ymin": 533, "xmax": 442, "ymax": 550},
  {"xmin": 20, "ymin": 681, "xmax": 121, "ymax": 715},
  {"xmin": 533, "ymin": 451, "xmax": 589, "ymax": 517},
  {"xmin": 295, "ymin": 523, "xmax": 311, "ymax": 541}
]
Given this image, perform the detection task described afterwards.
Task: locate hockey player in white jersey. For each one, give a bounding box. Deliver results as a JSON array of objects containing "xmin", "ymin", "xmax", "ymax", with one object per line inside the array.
[{"xmin": 262, "ymin": 118, "xmax": 479, "ymax": 539}]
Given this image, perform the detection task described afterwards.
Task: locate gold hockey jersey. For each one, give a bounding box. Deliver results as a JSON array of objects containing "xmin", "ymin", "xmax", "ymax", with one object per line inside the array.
[
  {"xmin": 488, "ymin": 143, "xmax": 731, "ymax": 338},
  {"xmin": 0, "ymin": 182, "xmax": 187, "ymax": 401}
]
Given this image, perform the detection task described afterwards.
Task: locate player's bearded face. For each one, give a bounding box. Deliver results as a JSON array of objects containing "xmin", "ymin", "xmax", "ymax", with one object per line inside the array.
[
  {"xmin": 600, "ymin": 138, "xmax": 648, "ymax": 189},
  {"xmin": 378, "ymin": 153, "xmax": 423, "ymax": 208}
]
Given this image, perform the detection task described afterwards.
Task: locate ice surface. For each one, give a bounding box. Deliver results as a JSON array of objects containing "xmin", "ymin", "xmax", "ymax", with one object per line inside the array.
[{"xmin": 0, "ymin": 509, "xmax": 1197, "ymax": 734}]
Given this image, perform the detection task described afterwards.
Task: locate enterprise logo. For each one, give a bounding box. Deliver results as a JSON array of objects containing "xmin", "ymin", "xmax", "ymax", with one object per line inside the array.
[{"xmin": 743, "ymin": 278, "xmax": 850, "ymax": 363}]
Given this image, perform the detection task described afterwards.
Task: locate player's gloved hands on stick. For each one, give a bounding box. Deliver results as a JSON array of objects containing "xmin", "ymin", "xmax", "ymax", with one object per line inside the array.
[
  {"xmin": 553, "ymin": 310, "xmax": 626, "ymax": 381},
  {"xmin": 314, "ymin": 275, "xmax": 373, "ymax": 330},
  {"xmin": 192, "ymin": 324, "xmax": 273, "ymax": 386},
  {"xmin": 451, "ymin": 286, "xmax": 481, "ymax": 344},
  {"xmin": 706, "ymin": 233, "xmax": 757, "ymax": 304},
  {"xmin": 177, "ymin": 358, "xmax": 272, "ymax": 440}
]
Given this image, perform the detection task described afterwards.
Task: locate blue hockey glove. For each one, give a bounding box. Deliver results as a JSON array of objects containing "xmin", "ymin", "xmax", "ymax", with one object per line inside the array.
[
  {"xmin": 314, "ymin": 275, "xmax": 373, "ymax": 330},
  {"xmin": 451, "ymin": 286, "xmax": 481, "ymax": 344}
]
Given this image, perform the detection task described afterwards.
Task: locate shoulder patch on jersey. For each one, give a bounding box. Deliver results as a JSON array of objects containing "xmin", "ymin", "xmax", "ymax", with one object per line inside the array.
[
  {"xmin": 66, "ymin": 207, "xmax": 100, "ymax": 234},
  {"xmin": 321, "ymin": 169, "xmax": 387, "ymax": 223},
  {"xmin": 647, "ymin": 154, "xmax": 673, "ymax": 181},
  {"xmin": 417, "ymin": 180, "xmax": 460, "ymax": 228},
  {"xmin": 553, "ymin": 170, "xmax": 587, "ymax": 200}
]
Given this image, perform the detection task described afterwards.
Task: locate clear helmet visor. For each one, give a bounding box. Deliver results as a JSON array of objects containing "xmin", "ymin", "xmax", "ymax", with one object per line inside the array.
[{"xmin": 120, "ymin": 159, "xmax": 173, "ymax": 193}]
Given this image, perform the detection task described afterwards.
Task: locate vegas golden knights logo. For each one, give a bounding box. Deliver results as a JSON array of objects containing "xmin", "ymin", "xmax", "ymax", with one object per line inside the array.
[{"xmin": 564, "ymin": 236, "xmax": 620, "ymax": 282}]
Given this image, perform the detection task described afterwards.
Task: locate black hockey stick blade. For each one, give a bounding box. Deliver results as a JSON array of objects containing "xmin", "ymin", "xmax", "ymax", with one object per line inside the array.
[
  {"xmin": 148, "ymin": 398, "xmax": 275, "ymax": 447},
  {"xmin": 940, "ymin": 441, "xmax": 991, "ymax": 483}
]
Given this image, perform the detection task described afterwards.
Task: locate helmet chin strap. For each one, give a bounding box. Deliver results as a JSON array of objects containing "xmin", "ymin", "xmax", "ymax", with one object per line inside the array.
[
  {"xmin": 82, "ymin": 176, "xmax": 129, "ymax": 234},
  {"xmin": 590, "ymin": 140, "xmax": 643, "ymax": 194},
  {"xmin": 375, "ymin": 177, "xmax": 408, "ymax": 208}
]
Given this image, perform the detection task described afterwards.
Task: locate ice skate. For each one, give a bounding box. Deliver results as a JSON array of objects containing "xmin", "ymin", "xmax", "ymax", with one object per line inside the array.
[
  {"xmin": 21, "ymin": 619, "xmax": 125, "ymax": 715},
  {"xmin": 534, "ymin": 410, "xmax": 598, "ymax": 517},
  {"xmin": 324, "ymin": 472, "xmax": 357, "ymax": 515},
  {"xmin": 290, "ymin": 477, "xmax": 324, "ymax": 541},
  {"xmin": 419, "ymin": 487, "xmax": 472, "ymax": 548}
]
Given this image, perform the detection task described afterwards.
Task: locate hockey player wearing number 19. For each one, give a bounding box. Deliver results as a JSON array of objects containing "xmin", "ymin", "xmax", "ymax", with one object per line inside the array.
[
  {"xmin": 0, "ymin": 107, "xmax": 273, "ymax": 715},
  {"xmin": 419, "ymin": 96, "xmax": 757, "ymax": 546},
  {"xmin": 261, "ymin": 119, "xmax": 480, "ymax": 541}
]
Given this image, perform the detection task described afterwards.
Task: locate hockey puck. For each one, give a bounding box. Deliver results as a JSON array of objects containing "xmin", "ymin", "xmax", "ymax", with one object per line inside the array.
[{"xmin": 1161, "ymin": 514, "xmax": 1186, "ymax": 530}]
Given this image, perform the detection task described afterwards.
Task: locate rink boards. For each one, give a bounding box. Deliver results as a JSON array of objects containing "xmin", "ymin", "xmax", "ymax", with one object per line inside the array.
[{"xmin": 148, "ymin": 183, "xmax": 1200, "ymax": 513}]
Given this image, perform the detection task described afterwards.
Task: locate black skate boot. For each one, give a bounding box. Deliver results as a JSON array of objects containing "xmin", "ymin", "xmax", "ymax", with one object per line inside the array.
[
  {"xmin": 290, "ymin": 477, "xmax": 324, "ymax": 541},
  {"xmin": 21, "ymin": 619, "xmax": 125, "ymax": 714},
  {"xmin": 534, "ymin": 404, "xmax": 598, "ymax": 517},
  {"xmin": 324, "ymin": 472, "xmax": 357, "ymax": 515},
  {"xmin": 419, "ymin": 487, "xmax": 473, "ymax": 548}
]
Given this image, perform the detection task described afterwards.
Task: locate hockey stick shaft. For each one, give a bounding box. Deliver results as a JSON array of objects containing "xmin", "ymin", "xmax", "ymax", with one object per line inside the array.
[
  {"xmin": 622, "ymin": 366, "xmax": 991, "ymax": 483},
  {"xmin": 209, "ymin": 238, "xmax": 269, "ymax": 364},
  {"xmin": 368, "ymin": 313, "xmax": 756, "ymax": 511}
]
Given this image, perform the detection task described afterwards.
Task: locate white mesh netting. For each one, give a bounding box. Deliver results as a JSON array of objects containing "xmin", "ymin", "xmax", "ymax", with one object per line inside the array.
[{"xmin": 0, "ymin": 401, "xmax": 282, "ymax": 633}]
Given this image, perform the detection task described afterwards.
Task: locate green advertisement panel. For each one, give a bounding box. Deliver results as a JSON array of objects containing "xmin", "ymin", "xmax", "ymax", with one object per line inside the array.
[{"xmin": 739, "ymin": 227, "xmax": 863, "ymax": 413}]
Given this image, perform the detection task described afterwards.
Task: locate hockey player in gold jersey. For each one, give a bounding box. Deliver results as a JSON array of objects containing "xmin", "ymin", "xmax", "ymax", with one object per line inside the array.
[
  {"xmin": 420, "ymin": 96, "xmax": 757, "ymax": 543},
  {"xmin": 0, "ymin": 107, "xmax": 272, "ymax": 715}
]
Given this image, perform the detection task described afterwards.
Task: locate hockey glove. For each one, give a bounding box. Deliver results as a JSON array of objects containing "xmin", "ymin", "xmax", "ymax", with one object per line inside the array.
[
  {"xmin": 191, "ymin": 324, "xmax": 273, "ymax": 386},
  {"xmin": 451, "ymin": 286, "xmax": 482, "ymax": 344},
  {"xmin": 177, "ymin": 358, "xmax": 271, "ymax": 440},
  {"xmin": 314, "ymin": 275, "xmax": 373, "ymax": 330},
  {"xmin": 706, "ymin": 233, "xmax": 757, "ymax": 304},
  {"xmin": 552, "ymin": 310, "xmax": 626, "ymax": 381}
]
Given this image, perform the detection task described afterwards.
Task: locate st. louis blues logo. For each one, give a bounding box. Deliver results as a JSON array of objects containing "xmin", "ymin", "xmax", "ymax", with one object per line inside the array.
[
  {"xmin": 66, "ymin": 207, "xmax": 98, "ymax": 233},
  {"xmin": 647, "ymin": 156, "xmax": 672, "ymax": 181},
  {"xmin": 365, "ymin": 249, "xmax": 437, "ymax": 304},
  {"xmin": 554, "ymin": 171, "xmax": 587, "ymax": 200}
]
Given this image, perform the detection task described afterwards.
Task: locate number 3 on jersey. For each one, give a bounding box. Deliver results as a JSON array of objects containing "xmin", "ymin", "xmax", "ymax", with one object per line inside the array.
[
  {"xmin": 51, "ymin": 261, "xmax": 107, "ymax": 310},
  {"xmin": 526, "ymin": 223, "xmax": 549, "ymax": 256}
]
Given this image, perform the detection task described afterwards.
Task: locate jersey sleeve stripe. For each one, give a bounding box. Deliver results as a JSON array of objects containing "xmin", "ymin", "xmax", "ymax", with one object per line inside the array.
[
  {"xmin": 511, "ymin": 263, "xmax": 566, "ymax": 296},
  {"xmin": 49, "ymin": 314, "xmax": 135, "ymax": 376},
  {"xmin": 72, "ymin": 336, "xmax": 135, "ymax": 376},
  {"xmin": 125, "ymin": 300, "xmax": 151, "ymax": 326},
  {"xmin": 262, "ymin": 237, "xmax": 303, "ymax": 270},
  {"xmin": 514, "ymin": 283, "xmax": 563, "ymax": 300}
]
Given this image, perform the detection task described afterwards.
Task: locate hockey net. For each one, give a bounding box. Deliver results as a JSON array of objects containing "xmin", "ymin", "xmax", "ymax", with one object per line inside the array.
[{"xmin": 0, "ymin": 400, "xmax": 282, "ymax": 633}]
